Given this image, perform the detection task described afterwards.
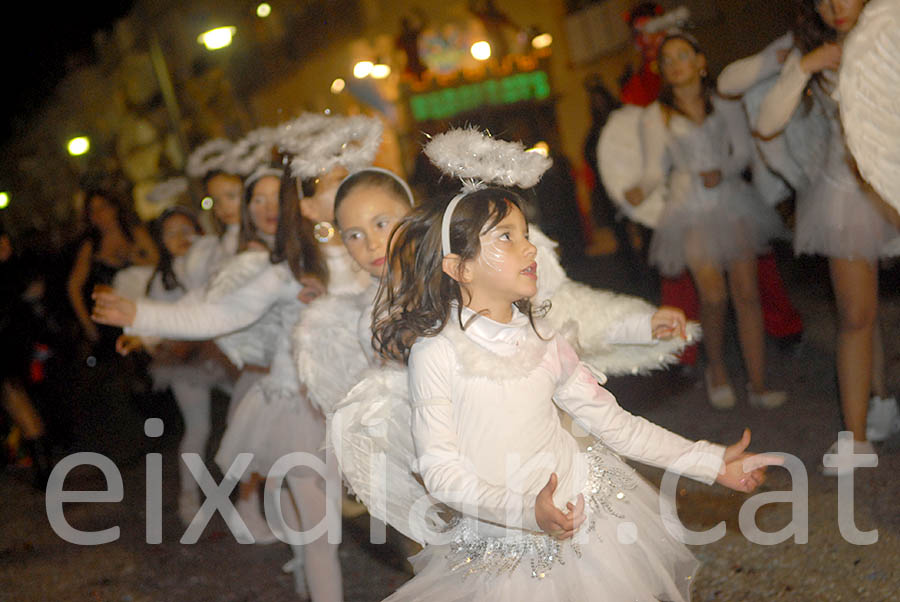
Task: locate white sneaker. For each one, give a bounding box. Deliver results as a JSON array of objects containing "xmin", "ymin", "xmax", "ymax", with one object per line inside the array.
[
  {"xmin": 820, "ymin": 438, "xmax": 877, "ymax": 477},
  {"xmin": 866, "ymin": 396, "xmax": 900, "ymax": 442}
]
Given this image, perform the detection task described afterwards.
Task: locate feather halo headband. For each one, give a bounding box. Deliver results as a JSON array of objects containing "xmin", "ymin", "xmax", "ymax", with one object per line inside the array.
[
  {"xmin": 423, "ymin": 127, "xmax": 552, "ymax": 255},
  {"xmin": 282, "ymin": 114, "xmax": 384, "ymax": 181},
  {"xmin": 185, "ymin": 139, "xmax": 234, "ymax": 179}
]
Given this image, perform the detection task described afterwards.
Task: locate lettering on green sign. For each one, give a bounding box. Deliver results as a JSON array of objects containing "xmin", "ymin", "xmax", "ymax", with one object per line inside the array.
[{"xmin": 410, "ymin": 71, "xmax": 551, "ymax": 121}]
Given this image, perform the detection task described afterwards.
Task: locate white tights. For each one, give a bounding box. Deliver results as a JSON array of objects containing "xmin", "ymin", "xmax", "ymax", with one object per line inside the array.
[{"xmin": 169, "ymin": 379, "xmax": 212, "ymax": 494}]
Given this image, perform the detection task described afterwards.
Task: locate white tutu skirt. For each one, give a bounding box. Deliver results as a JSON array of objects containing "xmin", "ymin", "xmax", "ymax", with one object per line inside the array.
[
  {"xmin": 149, "ymin": 343, "xmax": 233, "ymax": 393},
  {"xmin": 794, "ymin": 165, "xmax": 900, "ymax": 263},
  {"xmin": 384, "ymin": 450, "xmax": 699, "ymax": 602},
  {"xmin": 649, "ymin": 175, "xmax": 785, "ymax": 277},
  {"xmin": 214, "ymin": 379, "xmax": 326, "ymax": 478}
]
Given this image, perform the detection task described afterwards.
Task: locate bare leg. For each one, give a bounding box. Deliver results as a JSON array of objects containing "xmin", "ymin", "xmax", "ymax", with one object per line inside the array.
[
  {"xmin": 1, "ymin": 380, "xmax": 45, "ymax": 440},
  {"xmin": 829, "ymin": 258, "xmax": 878, "ymax": 442},
  {"xmin": 727, "ymin": 257, "xmax": 767, "ymax": 393},
  {"xmin": 689, "ymin": 263, "xmax": 729, "ymax": 387}
]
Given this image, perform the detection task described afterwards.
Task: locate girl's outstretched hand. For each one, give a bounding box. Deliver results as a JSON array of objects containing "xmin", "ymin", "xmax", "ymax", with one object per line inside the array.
[
  {"xmin": 535, "ymin": 473, "xmax": 586, "ymax": 540},
  {"xmin": 92, "ymin": 290, "xmax": 137, "ymax": 327},
  {"xmin": 651, "ymin": 306, "xmax": 687, "ymax": 340},
  {"xmin": 716, "ymin": 428, "xmax": 782, "ymax": 493}
]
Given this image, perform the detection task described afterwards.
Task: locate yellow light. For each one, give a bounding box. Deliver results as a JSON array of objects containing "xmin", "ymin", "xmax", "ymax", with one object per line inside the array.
[
  {"xmin": 67, "ymin": 136, "xmax": 90, "ymax": 156},
  {"xmin": 470, "ymin": 41, "xmax": 491, "ymax": 61},
  {"xmin": 526, "ymin": 141, "xmax": 549, "ymax": 157},
  {"xmin": 197, "ymin": 27, "xmax": 236, "ymax": 51},
  {"xmin": 370, "ymin": 64, "xmax": 391, "ymax": 79},
  {"xmin": 201, "ymin": 196, "xmax": 214, "ymax": 211},
  {"xmin": 256, "ymin": 3, "xmax": 271, "ymax": 18},
  {"xmin": 353, "ymin": 61, "xmax": 374, "ymax": 79},
  {"xmin": 0, "ymin": 192, "xmax": 9, "ymax": 209},
  {"xmin": 330, "ymin": 78, "xmax": 346, "ymax": 94},
  {"xmin": 531, "ymin": 33, "xmax": 553, "ymax": 49}
]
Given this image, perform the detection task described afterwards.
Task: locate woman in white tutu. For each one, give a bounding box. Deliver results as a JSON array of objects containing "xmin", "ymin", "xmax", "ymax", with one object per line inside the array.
[
  {"xmin": 370, "ymin": 180, "xmax": 775, "ymax": 601},
  {"xmin": 625, "ymin": 33, "xmax": 786, "ymax": 410},
  {"xmin": 754, "ymin": 0, "xmax": 900, "ymax": 469}
]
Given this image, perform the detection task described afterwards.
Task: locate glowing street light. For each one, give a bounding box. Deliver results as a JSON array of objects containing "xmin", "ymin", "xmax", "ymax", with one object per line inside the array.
[
  {"xmin": 0, "ymin": 192, "xmax": 9, "ymax": 210},
  {"xmin": 370, "ymin": 64, "xmax": 391, "ymax": 79},
  {"xmin": 198, "ymin": 27, "xmax": 236, "ymax": 51},
  {"xmin": 531, "ymin": 33, "xmax": 553, "ymax": 49},
  {"xmin": 331, "ymin": 78, "xmax": 346, "ymax": 94},
  {"xmin": 526, "ymin": 141, "xmax": 549, "ymax": 157},
  {"xmin": 353, "ymin": 61, "xmax": 374, "ymax": 79},
  {"xmin": 470, "ymin": 40, "xmax": 491, "ymax": 61},
  {"xmin": 67, "ymin": 136, "xmax": 90, "ymax": 156},
  {"xmin": 256, "ymin": 3, "xmax": 272, "ymax": 18}
]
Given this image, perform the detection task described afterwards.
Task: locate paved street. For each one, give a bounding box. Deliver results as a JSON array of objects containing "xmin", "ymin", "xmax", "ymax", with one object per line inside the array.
[{"xmin": 2, "ymin": 249, "xmax": 898, "ymax": 601}]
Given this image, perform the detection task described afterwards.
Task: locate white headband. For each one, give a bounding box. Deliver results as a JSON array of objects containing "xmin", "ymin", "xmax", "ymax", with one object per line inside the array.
[
  {"xmin": 338, "ymin": 166, "xmax": 415, "ymax": 207},
  {"xmin": 440, "ymin": 192, "xmax": 466, "ymax": 256},
  {"xmin": 245, "ymin": 166, "xmax": 284, "ymax": 190}
]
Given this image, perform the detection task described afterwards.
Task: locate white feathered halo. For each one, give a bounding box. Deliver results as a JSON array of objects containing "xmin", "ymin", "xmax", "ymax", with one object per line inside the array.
[
  {"xmin": 146, "ymin": 176, "xmax": 189, "ymax": 205},
  {"xmin": 423, "ymin": 127, "xmax": 552, "ymax": 191},
  {"xmin": 185, "ymin": 139, "xmax": 234, "ymax": 179},
  {"xmin": 287, "ymin": 114, "xmax": 384, "ymax": 181}
]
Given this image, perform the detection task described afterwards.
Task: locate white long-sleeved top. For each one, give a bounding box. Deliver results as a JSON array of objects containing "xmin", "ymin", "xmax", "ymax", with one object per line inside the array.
[
  {"xmin": 181, "ymin": 223, "xmax": 240, "ymax": 292},
  {"xmin": 755, "ymin": 49, "xmax": 824, "ymax": 139},
  {"xmin": 718, "ymin": 33, "xmax": 795, "ymax": 98},
  {"xmin": 408, "ymin": 306, "xmax": 724, "ymax": 535}
]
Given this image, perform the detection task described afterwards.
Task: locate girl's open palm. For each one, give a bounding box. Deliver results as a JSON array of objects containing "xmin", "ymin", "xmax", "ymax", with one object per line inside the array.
[{"xmin": 92, "ymin": 290, "xmax": 137, "ymax": 328}]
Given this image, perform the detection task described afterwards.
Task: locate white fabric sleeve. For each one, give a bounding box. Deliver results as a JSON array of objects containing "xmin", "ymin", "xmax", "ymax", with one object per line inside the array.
[
  {"xmin": 128, "ymin": 267, "xmax": 281, "ymax": 340},
  {"xmin": 601, "ymin": 312, "xmax": 655, "ymax": 345},
  {"xmin": 717, "ymin": 98, "xmax": 754, "ymax": 179},
  {"xmin": 408, "ymin": 338, "xmax": 541, "ymax": 532},
  {"xmin": 718, "ymin": 33, "xmax": 794, "ymax": 96},
  {"xmin": 552, "ymin": 337, "xmax": 724, "ymax": 484},
  {"xmin": 756, "ymin": 50, "xmax": 811, "ymax": 138},
  {"xmin": 637, "ymin": 103, "xmax": 670, "ymax": 197}
]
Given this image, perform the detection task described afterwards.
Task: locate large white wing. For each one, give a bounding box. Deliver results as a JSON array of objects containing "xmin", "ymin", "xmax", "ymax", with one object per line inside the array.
[
  {"xmin": 598, "ymin": 105, "xmax": 666, "ymax": 229},
  {"xmin": 330, "ymin": 368, "xmax": 448, "ymax": 546},
  {"xmin": 839, "ymin": 0, "xmax": 900, "ymax": 213}
]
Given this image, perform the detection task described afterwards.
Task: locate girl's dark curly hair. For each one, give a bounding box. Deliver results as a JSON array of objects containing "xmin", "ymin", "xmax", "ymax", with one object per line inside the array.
[
  {"xmin": 147, "ymin": 206, "xmax": 204, "ymax": 294},
  {"xmin": 793, "ymin": 0, "xmax": 838, "ymax": 54},
  {"xmin": 372, "ymin": 187, "xmax": 546, "ymax": 364}
]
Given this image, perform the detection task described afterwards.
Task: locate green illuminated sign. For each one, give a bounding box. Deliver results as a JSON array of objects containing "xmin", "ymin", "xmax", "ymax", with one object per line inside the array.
[{"xmin": 410, "ymin": 71, "xmax": 551, "ymax": 121}]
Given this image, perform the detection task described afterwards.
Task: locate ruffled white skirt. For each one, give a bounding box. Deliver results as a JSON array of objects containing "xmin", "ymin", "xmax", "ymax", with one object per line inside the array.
[
  {"xmin": 383, "ymin": 448, "xmax": 699, "ymax": 602},
  {"xmin": 214, "ymin": 379, "xmax": 326, "ymax": 478},
  {"xmin": 649, "ymin": 174, "xmax": 785, "ymax": 277},
  {"xmin": 794, "ymin": 160, "xmax": 900, "ymax": 262}
]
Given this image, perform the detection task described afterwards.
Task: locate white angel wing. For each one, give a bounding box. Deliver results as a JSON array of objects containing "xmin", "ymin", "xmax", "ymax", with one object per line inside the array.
[
  {"xmin": 839, "ymin": 0, "xmax": 900, "ymax": 213},
  {"xmin": 598, "ymin": 105, "xmax": 666, "ymax": 229},
  {"xmin": 330, "ymin": 368, "xmax": 449, "ymax": 546},
  {"xmin": 545, "ymin": 280, "xmax": 700, "ymax": 377},
  {"xmin": 294, "ymin": 292, "xmax": 371, "ymax": 416},
  {"xmin": 112, "ymin": 265, "xmax": 155, "ymax": 300}
]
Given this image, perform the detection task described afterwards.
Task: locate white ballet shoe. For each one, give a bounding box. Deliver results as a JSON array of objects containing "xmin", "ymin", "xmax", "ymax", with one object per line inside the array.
[
  {"xmin": 235, "ymin": 495, "xmax": 279, "ymax": 544},
  {"xmin": 177, "ymin": 489, "xmax": 201, "ymax": 527},
  {"xmin": 747, "ymin": 387, "xmax": 787, "ymax": 409},
  {"xmin": 866, "ymin": 396, "xmax": 900, "ymax": 442},
  {"xmin": 705, "ymin": 370, "xmax": 735, "ymax": 410},
  {"xmin": 282, "ymin": 548, "xmax": 308, "ymax": 597}
]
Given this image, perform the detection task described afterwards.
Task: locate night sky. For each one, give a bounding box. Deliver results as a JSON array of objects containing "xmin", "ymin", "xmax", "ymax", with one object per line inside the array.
[{"xmin": 1, "ymin": 2, "xmax": 134, "ymax": 145}]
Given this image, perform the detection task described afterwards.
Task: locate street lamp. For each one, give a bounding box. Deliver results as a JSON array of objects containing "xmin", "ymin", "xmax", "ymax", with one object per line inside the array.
[
  {"xmin": 470, "ymin": 41, "xmax": 491, "ymax": 61},
  {"xmin": 531, "ymin": 33, "xmax": 553, "ymax": 49},
  {"xmin": 0, "ymin": 192, "xmax": 9, "ymax": 210},
  {"xmin": 67, "ymin": 136, "xmax": 90, "ymax": 156},
  {"xmin": 353, "ymin": 61, "xmax": 374, "ymax": 79},
  {"xmin": 257, "ymin": 3, "xmax": 271, "ymax": 18},
  {"xmin": 331, "ymin": 78, "xmax": 346, "ymax": 94},
  {"xmin": 370, "ymin": 64, "xmax": 391, "ymax": 79},
  {"xmin": 198, "ymin": 27, "xmax": 236, "ymax": 51}
]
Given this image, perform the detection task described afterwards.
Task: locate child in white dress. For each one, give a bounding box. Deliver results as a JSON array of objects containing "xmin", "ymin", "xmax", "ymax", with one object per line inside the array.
[{"xmin": 368, "ymin": 178, "xmax": 774, "ymax": 600}]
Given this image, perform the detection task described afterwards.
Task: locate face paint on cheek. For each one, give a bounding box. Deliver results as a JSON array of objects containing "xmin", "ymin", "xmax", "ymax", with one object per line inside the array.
[{"xmin": 478, "ymin": 235, "xmax": 506, "ymax": 272}]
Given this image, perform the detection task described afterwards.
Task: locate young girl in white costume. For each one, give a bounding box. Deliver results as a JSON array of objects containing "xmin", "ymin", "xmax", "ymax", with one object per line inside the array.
[
  {"xmin": 93, "ymin": 114, "xmax": 383, "ymax": 602},
  {"xmin": 362, "ymin": 133, "xmax": 774, "ymax": 600},
  {"xmin": 752, "ymin": 0, "xmax": 900, "ymax": 467},
  {"xmin": 625, "ymin": 33, "xmax": 787, "ymax": 411}
]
